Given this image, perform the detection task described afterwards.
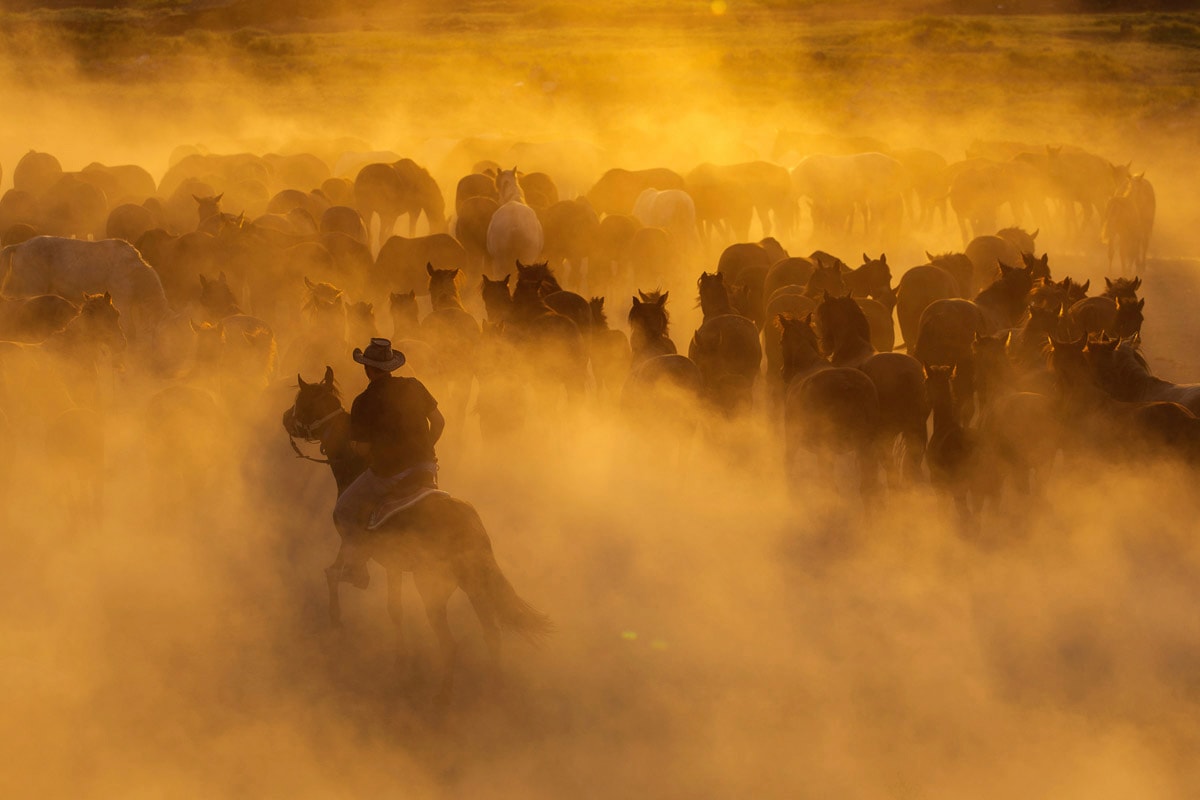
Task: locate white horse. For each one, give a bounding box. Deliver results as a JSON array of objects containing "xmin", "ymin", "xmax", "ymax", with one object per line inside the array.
[
  {"xmin": 486, "ymin": 168, "xmax": 543, "ymax": 276},
  {"xmin": 632, "ymin": 188, "xmax": 700, "ymax": 252},
  {"xmin": 0, "ymin": 235, "xmax": 198, "ymax": 377}
]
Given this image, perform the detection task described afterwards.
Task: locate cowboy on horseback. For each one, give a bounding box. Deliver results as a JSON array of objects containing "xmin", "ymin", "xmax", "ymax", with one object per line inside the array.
[{"xmin": 329, "ymin": 337, "xmax": 445, "ymax": 589}]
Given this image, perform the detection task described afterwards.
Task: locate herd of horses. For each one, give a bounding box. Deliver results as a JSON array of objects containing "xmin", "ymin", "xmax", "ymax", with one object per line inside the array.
[{"xmin": 0, "ymin": 137, "xmax": 1180, "ymax": 702}]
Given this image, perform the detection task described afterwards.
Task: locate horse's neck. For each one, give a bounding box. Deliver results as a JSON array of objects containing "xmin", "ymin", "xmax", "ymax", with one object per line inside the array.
[
  {"xmin": 930, "ymin": 389, "xmax": 961, "ymax": 436},
  {"xmin": 701, "ymin": 295, "xmax": 733, "ymax": 321},
  {"xmin": 432, "ymin": 291, "xmax": 464, "ymax": 312},
  {"xmin": 319, "ymin": 413, "xmax": 364, "ymax": 491},
  {"xmin": 830, "ymin": 334, "xmax": 874, "ymax": 366},
  {"xmin": 782, "ymin": 340, "xmax": 824, "ymax": 383},
  {"xmin": 392, "ymin": 313, "xmax": 419, "ymax": 339},
  {"xmin": 631, "ymin": 323, "xmax": 668, "ymax": 351}
]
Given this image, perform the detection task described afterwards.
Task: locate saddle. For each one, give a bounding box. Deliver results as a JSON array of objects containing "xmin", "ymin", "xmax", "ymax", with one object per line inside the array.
[{"xmin": 367, "ymin": 486, "xmax": 448, "ymax": 530}]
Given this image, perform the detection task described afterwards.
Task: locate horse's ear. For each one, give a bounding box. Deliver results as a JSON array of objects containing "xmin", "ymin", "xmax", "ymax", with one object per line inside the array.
[
  {"xmin": 1031, "ymin": 228, "xmax": 1039, "ymax": 240},
  {"xmin": 364, "ymin": 302, "xmax": 373, "ymax": 313},
  {"xmin": 192, "ymin": 194, "xmax": 201, "ymax": 203},
  {"xmin": 879, "ymin": 253, "xmax": 887, "ymax": 265},
  {"xmin": 803, "ymin": 312, "xmax": 813, "ymax": 326},
  {"xmin": 103, "ymin": 291, "xmax": 111, "ymax": 302},
  {"xmin": 657, "ymin": 292, "xmax": 669, "ymax": 306},
  {"xmin": 631, "ymin": 295, "xmax": 641, "ymax": 307},
  {"xmin": 1105, "ymin": 277, "xmax": 1113, "ymax": 289},
  {"xmin": 502, "ymin": 274, "xmax": 510, "ymax": 287},
  {"xmin": 453, "ymin": 268, "xmax": 462, "ymax": 279},
  {"xmin": 925, "ymin": 251, "xmax": 935, "ymax": 261},
  {"xmin": 950, "ymin": 364, "xmax": 958, "ymax": 380},
  {"xmin": 297, "ymin": 373, "xmax": 307, "ymax": 388},
  {"xmin": 862, "ymin": 253, "xmax": 870, "ymax": 264},
  {"xmin": 1081, "ymin": 279, "xmax": 1090, "ymax": 293},
  {"xmin": 323, "ymin": 366, "xmax": 334, "ymax": 385},
  {"xmin": 1137, "ymin": 298, "xmax": 1145, "ymax": 311},
  {"xmin": 1132, "ymin": 277, "xmax": 1141, "ymax": 291},
  {"xmin": 304, "ymin": 276, "xmax": 315, "ymax": 290},
  {"xmin": 215, "ymin": 193, "xmax": 223, "ymax": 203},
  {"xmin": 426, "ymin": 262, "xmax": 435, "ymax": 276},
  {"xmin": 190, "ymin": 319, "xmax": 201, "ymax": 332},
  {"xmin": 1004, "ymin": 330, "xmax": 1013, "ymax": 349},
  {"xmin": 1040, "ymin": 254, "xmax": 1049, "ymax": 266}
]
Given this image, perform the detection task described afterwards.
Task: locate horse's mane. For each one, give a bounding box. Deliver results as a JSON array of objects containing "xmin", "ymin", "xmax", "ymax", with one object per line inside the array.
[
  {"xmin": 589, "ymin": 297, "xmax": 608, "ymax": 327},
  {"xmin": 299, "ymin": 377, "xmax": 343, "ymax": 401},
  {"xmin": 302, "ymin": 283, "xmax": 344, "ymax": 314}
]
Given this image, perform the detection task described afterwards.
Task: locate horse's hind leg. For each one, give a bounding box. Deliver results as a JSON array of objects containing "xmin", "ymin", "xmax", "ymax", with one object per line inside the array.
[
  {"xmin": 387, "ymin": 571, "xmax": 411, "ymax": 678},
  {"xmin": 414, "ymin": 569, "xmax": 458, "ymax": 709},
  {"xmin": 324, "ymin": 557, "xmax": 344, "ymax": 628}
]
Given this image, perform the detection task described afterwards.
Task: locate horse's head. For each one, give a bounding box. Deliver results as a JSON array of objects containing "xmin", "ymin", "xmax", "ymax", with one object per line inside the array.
[
  {"xmin": 804, "ymin": 263, "xmax": 847, "ymax": 300},
  {"xmin": 389, "ymin": 290, "xmax": 418, "ymax": 327},
  {"xmin": 1047, "ymin": 333, "xmax": 1090, "ymax": 387},
  {"xmin": 814, "ymin": 291, "xmax": 869, "ymax": 355},
  {"xmin": 922, "ymin": 363, "xmax": 957, "ymax": 402},
  {"xmin": 1103, "ymin": 276, "xmax": 1141, "ymax": 300},
  {"xmin": 481, "ymin": 274, "xmax": 513, "ymax": 320},
  {"xmin": 777, "ymin": 312, "xmax": 820, "ymax": 379},
  {"xmin": 697, "ymin": 271, "xmax": 729, "ymax": 314},
  {"xmin": 79, "ymin": 291, "xmax": 127, "ymax": 353},
  {"xmin": 426, "ymin": 263, "xmax": 464, "ymax": 307},
  {"xmin": 1021, "ymin": 252, "xmax": 1052, "ymax": 282},
  {"xmin": 515, "ymin": 260, "xmax": 560, "ymax": 295},
  {"xmin": 193, "ymin": 192, "xmax": 223, "ymax": 222},
  {"xmin": 629, "ymin": 290, "xmax": 670, "ymax": 337},
  {"xmin": 284, "ymin": 365, "xmax": 343, "ymax": 440},
  {"xmin": 198, "ymin": 271, "xmax": 239, "ymax": 319},
  {"xmin": 1113, "ymin": 296, "xmax": 1145, "ymax": 339},
  {"xmin": 347, "ymin": 300, "xmax": 377, "ymax": 339},
  {"xmin": 302, "ymin": 276, "xmax": 346, "ymax": 327}
]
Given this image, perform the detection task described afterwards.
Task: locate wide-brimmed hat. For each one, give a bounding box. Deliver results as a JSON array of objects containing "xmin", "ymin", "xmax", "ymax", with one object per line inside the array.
[{"xmin": 352, "ymin": 337, "xmax": 406, "ymax": 371}]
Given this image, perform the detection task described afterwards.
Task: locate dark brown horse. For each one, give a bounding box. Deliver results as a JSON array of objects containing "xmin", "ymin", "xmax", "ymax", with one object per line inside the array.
[
  {"xmin": 628, "ymin": 290, "xmax": 677, "ymax": 367},
  {"xmin": 1089, "ymin": 335, "xmax": 1200, "ymax": 416},
  {"xmin": 895, "ymin": 263, "xmax": 960, "ymax": 354},
  {"xmin": 923, "ymin": 364, "xmax": 993, "ymax": 523},
  {"xmin": 814, "ymin": 291, "xmax": 875, "ymax": 368},
  {"xmin": 422, "ymin": 265, "xmax": 481, "ymax": 424},
  {"xmin": 283, "ymin": 368, "xmax": 551, "ymax": 704},
  {"xmin": 589, "ymin": 297, "xmax": 632, "ymax": 403},
  {"xmin": 783, "ymin": 358, "xmax": 881, "ymax": 498},
  {"xmin": 1048, "ymin": 335, "xmax": 1200, "ymax": 464}
]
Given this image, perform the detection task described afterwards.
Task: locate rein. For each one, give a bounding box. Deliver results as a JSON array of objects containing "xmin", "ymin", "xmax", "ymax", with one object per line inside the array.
[{"xmin": 286, "ymin": 403, "xmax": 346, "ymax": 465}]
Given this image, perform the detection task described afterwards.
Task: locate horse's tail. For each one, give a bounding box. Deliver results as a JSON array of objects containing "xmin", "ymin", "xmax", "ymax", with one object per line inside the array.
[
  {"xmin": 482, "ymin": 551, "xmax": 554, "ymax": 643},
  {"xmin": 0, "ymin": 244, "xmax": 14, "ymax": 294}
]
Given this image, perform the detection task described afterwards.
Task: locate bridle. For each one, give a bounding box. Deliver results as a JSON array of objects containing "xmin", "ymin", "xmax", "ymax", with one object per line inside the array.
[{"xmin": 286, "ymin": 390, "xmax": 346, "ymax": 464}]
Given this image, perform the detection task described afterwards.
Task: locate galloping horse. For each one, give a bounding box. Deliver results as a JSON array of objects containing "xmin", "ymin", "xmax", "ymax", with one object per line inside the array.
[{"xmin": 283, "ymin": 368, "xmax": 551, "ymax": 704}]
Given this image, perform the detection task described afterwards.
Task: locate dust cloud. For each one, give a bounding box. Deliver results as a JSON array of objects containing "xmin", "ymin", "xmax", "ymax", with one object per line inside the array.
[{"xmin": 2, "ymin": 2, "xmax": 1200, "ymax": 798}]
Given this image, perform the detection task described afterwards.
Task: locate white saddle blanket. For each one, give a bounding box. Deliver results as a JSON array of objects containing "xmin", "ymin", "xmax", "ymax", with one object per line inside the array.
[{"xmin": 367, "ymin": 487, "xmax": 449, "ymax": 530}]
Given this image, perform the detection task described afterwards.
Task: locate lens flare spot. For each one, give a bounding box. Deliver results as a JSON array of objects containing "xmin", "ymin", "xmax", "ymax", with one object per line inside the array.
[
  {"xmin": 621, "ymin": 631, "xmax": 638, "ymax": 641},
  {"xmin": 711, "ymin": 1, "xmax": 728, "ymax": 16}
]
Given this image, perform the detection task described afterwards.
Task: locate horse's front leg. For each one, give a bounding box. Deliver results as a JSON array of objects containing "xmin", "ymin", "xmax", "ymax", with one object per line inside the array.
[
  {"xmin": 415, "ymin": 569, "xmax": 459, "ymax": 710},
  {"xmin": 387, "ymin": 570, "xmax": 415, "ymax": 681}
]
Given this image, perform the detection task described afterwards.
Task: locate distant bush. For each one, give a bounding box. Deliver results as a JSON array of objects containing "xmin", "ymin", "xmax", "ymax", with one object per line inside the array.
[{"xmin": 1145, "ymin": 21, "xmax": 1200, "ymax": 47}]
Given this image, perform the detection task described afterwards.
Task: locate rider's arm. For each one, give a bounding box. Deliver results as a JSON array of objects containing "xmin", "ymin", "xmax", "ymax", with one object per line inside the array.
[{"xmin": 428, "ymin": 407, "xmax": 445, "ymax": 445}]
